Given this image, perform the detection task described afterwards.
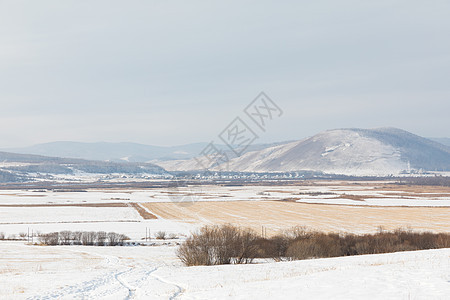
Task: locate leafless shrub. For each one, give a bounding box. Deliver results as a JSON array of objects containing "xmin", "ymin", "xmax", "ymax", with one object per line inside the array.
[
  {"xmin": 35, "ymin": 230, "xmax": 129, "ymax": 246},
  {"xmin": 59, "ymin": 231, "xmax": 73, "ymax": 245},
  {"xmin": 107, "ymin": 232, "xmax": 120, "ymax": 246},
  {"xmin": 118, "ymin": 234, "xmax": 130, "ymax": 244},
  {"xmin": 39, "ymin": 232, "xmax": 59, "ymax": 245},
  {"xmin": 283, "ymin": 226, "xmax": 315, "ymax": 240},
  {"xmin": 168, "ymin": 233, "xmax": 178, "ymax": 239},
  {"xmin": 97, "ymin": 231, "xmax": 107, "ymax": 246},
  {"xmin": 0, "ymin": 232, "xmax": 5, "ymax": 240},
  {"xmin": 177, "ymin": 224, "xmax": 259, "ymax": 266},
  {"xmin": 178, "ymin": 226, "xmax": 450, "ymax": 265},
  {"xmin": 286, "ymin": 233, "xmax": 342, "ymax": 260},
  {"xmin": 255, "ymin": 226, "xmax": 315, "ymax": 260},
  {"xmin": 72, "ymin": 231, "xmax": 83, "ymax": 245},
  {"xmin": 435, "ymin": 233, "xmax": 450, "ymax": 248},
  {"xmin": 254, "ymin": 236, "xmax": 284, "ymax": 260},
  {"xmin": 234, "ymin": 228, "xmax": 259, "ymax": 264},
  {"xmin": 81, "ymin": 231, "xmax": 97, "ymax": 246},
  {"xmin": 286, "ymin": 230, "xmax": 450, "ymax": 260},
  {"xmin": 156, "ymin": 231, "xmax": 167, "ymax": 240}
]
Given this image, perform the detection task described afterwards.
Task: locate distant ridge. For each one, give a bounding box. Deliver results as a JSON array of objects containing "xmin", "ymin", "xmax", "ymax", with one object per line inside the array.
[
  {"xmin": 430, "ymin": 138, "xmax": 450, "ymax": 147},
  {"xmin": 2, "ymin": 128, "xmax": 449, "ymax": 178},
  {"xmin": 2, "ymin": 142, "xmax": 210, "ymax": 162},
  {"xmin": 2, "ymin": 141, "xmax": 289, "ymax": 163},
  {"xmin": 156, "ymin": 127, "xmax": 450, "ymax": 176},
  {"xmin": 0, "ymin": 151, "xmax": 166, "ymax": 182}
]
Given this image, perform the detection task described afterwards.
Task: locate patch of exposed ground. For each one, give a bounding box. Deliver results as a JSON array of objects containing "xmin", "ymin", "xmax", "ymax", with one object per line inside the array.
[
  {"xmin": 129, "ymin": 203, "xmax": 157, "ymax": 219},
  {"xmin": 0, "ymin": 203, "xmax": 128, "ymax": 207},
  {"xmin": 142, "ymin": 201, "xmax": 450, "ymax": 236}
]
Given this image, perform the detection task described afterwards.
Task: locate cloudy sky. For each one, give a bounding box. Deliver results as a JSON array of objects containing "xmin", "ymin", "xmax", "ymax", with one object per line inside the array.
[{"xmin": 0, "ymin": 0, "xmax": 449, "ymax": 147}]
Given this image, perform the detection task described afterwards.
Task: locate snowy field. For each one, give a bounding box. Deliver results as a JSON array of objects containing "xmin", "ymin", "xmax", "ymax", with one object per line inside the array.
[
  {"xmin": 0, "ymin": 241, "xmax": 449, "ymax": 299},
  {"xmin": 0, "ymin": 182, "xmax": 449, "ymax": 239},
  {"xmin": 0, "ymin": 182, "xmax": 448, "ymax": 206},
  {"xmin": 0, "ymin": 206, "xmax": 141, "ymax": 224},
  {"xmin": 1, "ymin": 182, "xmax": 449, "ymax": 299}
]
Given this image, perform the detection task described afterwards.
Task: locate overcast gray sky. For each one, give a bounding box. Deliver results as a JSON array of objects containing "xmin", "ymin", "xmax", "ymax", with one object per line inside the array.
[{"xmin": 0, "ymin": 0, "xmax": 449, "ymax": 147}]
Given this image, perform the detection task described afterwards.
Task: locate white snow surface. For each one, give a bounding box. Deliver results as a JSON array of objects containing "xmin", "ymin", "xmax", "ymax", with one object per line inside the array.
[
  {"xmin": 1, "ymin": 242, "xmax": 449, "ymax": 299},
  {"xmin": 0, "ymin": 183, "xmax": 449, "ymax": 299},
  {"xmin": 0, "ymin": 206, "xmax": 140, "ymax": 224}
]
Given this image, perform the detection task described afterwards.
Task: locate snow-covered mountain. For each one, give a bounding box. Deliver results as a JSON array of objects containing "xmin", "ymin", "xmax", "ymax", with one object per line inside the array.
[
  {"xmin": 156, "ymin": 128, "xmax": 450, "ymax": 176},
  {"xmin": 431, "ymin": 138, "xmax": 450, "ymax": 147}
]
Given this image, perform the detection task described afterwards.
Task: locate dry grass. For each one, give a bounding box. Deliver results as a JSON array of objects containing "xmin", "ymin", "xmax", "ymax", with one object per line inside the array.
[
  {"xmin": 375, "ymin": 184, "xmax": 450, "ymax": 194},
  {"xmin": 0, "ymin": 203, "xmax": 128, "ymax": 207},
  {"xmin": 129, "ymin": 203, "xmax": 157, "ymax": 219},
  {"xmin": 335, "ymin": 194, "xmax": 366, "ymax": 201},
  {"xmin": 142, "ymin": 201, "xmax": 450, "ymax": 235},
  {"xmin": 178, "ymin": 225, "xmax": 450, "ymax": 265},
  {"xmin": 178, "ymin": 225, "xmax": 259, "ymax": 266}
]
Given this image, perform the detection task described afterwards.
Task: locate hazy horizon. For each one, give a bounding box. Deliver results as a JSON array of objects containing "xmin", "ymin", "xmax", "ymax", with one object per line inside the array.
[
  {"xmin": 2, "ymin": 127, "xmax": 449, "ymax": 150},
  {"xmin": 1, "ymin": 1, "xmax": 449, "ymax": 148}
]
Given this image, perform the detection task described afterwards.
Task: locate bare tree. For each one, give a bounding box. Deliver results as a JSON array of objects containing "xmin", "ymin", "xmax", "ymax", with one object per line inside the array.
[
  {"xmin": 156, "ymin": 231, "xmax": 166, "ymax": 240},
  {"xmin": 72, "ymin": 231, "xmax": 83, "ymax": 245},
  {"xmin": 81, "ymin": 231, "xmax": 97, "ymax": 246},
  {"xmin": 59, "ymin": 231, "xmax": 73, "ymax": 245},
  {"xmin": 39, "ymin": 232, "xmax": 59, "ymax": 245},
  {"xmin": 97, "ymin": 231, "xmax": 107, "ymax": 246},
  {"xmin": 107, "ymin": 232, "xmax": 120, "ymax": 246},
  {"xmin": 118, "ymin": 234, "xmax": 130, "ymax": 245},
  {"xmin": 30, "ymin": 230, "xmax": 131, "ymax": 247}
]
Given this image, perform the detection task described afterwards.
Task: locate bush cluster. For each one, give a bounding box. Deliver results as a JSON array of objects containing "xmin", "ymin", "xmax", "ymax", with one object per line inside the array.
[
  {"xmin": 270, "ymin": 228, "xmax": 450, "ymax": 260},
  {"xmin": 178, "ymin": 225, "xmax": 450, "ymax": 266},
  {"xmin": 38, "ymin": 230, "xmax": 129, "ymax": 246},
  {"xmin": 154, "ymin": 231, "xmax": 178, "ymax": 240},
  {"xmin": 177, "ymin": 225, "xmax": 259, "ymax": 266}
]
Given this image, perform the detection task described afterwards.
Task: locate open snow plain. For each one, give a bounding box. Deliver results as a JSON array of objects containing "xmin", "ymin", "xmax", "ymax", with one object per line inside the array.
[
  {"xmin": 1, "ymin": 181, "xmax": 450, "ymax": 299},
  {"xmin": 1, "ymin": 242, "xmax": 449, "ymax": 299}
]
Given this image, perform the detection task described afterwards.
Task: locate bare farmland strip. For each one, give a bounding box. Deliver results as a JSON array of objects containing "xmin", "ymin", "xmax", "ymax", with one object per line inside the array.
[
  {"xmin": 129, "ymin": 202, "xmax": 157, "ymax": 219},
  {"xmin": 142, "ymin": 201, "xmax": 450, "ymax": 236},
  {"xmin": 0, "ymin": 203, "xmax": 128, "ymax": 207}
]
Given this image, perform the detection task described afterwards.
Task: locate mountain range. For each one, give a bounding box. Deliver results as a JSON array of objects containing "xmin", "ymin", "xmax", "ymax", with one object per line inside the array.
[
  {"xmin": 156, "ymin": 128, "xmax": 450, "ymax": 176},
  {"xmin": 430, "ymin": 138, "xmax": 450, "ymax": 147},
  {"xmin": 2, "ymin": 142, "xmax": 209, "ymax": 162},
  {"xmin": 0, "ymin": 127, "xmax": 449, "ymax": 179},
  {"xmin": 2, "ymin": 141, "xmax": 286, "ymax": 163}
]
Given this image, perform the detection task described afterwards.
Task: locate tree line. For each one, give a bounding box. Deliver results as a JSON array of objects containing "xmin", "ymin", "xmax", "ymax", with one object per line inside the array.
[{"xmin": 38, "ymin": 230, "xmax": 130, "ymax": 246}]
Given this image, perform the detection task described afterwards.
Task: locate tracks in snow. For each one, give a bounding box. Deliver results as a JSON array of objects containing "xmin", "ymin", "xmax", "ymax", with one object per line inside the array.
[
  {"xmin": 28, "ymin": 250, "xmax": 183, "ymax": 300},
  {"xmin": 114, "ymin": 268, "xmax": 138, "ymax": 299}
]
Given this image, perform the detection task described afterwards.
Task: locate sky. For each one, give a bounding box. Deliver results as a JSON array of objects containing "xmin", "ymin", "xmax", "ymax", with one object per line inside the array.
[{"xmin": 0, "ymin": 0, "xmax": 449, "ymax": 147}]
